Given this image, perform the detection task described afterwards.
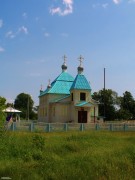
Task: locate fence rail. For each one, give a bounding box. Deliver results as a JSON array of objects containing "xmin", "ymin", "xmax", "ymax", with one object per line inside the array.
[{"xmin": 7, "ymin": 122, "xmax": 135, "ymax": 133}]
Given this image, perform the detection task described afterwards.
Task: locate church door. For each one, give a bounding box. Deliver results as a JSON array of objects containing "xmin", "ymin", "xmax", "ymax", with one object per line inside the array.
[{"xmin": 78, "ymin": 111, "xmax": 87, "ymax": 123}]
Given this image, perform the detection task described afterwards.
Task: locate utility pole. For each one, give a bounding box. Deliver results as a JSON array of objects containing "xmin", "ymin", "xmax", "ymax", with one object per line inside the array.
[
  {"xmin": 27, "ymin": 95, "xmax": 29, "ymax": 121},
  {"xmin": 104, "ymin": 68, "xmax": 106, "ymax": 121}
]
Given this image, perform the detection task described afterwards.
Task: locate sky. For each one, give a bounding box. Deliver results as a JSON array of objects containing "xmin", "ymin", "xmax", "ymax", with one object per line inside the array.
[{"xmin": 0, "ymin": 0, "xmax": 135, "ymax": 106}]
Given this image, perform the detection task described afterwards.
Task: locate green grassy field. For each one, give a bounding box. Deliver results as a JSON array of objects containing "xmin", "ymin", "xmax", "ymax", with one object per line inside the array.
[{"xmin": 0, "ymin": 131, "xmax": 135, "ymax": 180}]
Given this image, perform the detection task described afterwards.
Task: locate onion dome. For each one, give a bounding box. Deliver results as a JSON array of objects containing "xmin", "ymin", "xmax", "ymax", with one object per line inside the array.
[{"xmin": 78, "ymin": 55, "xmax": 84, "ymax": 74}]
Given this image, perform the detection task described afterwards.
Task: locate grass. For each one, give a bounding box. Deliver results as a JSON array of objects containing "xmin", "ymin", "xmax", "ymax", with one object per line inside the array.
[{"xmin": 0, "ymin": 131, "xmax": 135, "ymax": 180}]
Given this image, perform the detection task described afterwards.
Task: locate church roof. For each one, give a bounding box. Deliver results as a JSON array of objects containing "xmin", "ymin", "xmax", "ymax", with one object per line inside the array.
[
  {"xmin": 3, "ymin": 107, "xmax": 21, "ymax": 113},
  {"xmin": 50, "ymin": 95, "xmax": 70, "ymax": 103},
  {"xmin": 52, "ymin": 71, "xmax": 74, "ymax": 83},
  {"xmin": 40, "ymin": 72, "xmax": 74, "ymax": 96},
  {"xmin": 75, "ymin": 101, "xmax": 93, "ymax": 107},
  {"xmin": 70, "ymin": 74, "xmax": 91, "ymax": 91}
]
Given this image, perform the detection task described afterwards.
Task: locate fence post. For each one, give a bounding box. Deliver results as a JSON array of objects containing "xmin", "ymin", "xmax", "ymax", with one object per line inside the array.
[
  {"xmin": 11, "ymin": 122, "xmax": 16, "ymax": 131},
  {"xmin": 29, "ymin": 122, "xmax": 34, "ymax": 132},
  {"xmin": 123, "ymin": 124, "xmax": 128, "ymax": 131},
  {"xmin": 95, "ymin": 124, "xmax": 99, "ymax": 130},
  {"xmin": 110, "ymin": 124, "xmax": 113, "ymax": 131},
  {"xmin": 80, "ymin": 123, "xmax": 84, "ymax": 131},
  {"xmin": 46, "ymin": 123, "xmax": 51, "ymax": 132},
  {"xmin": 64, "ymin": 123, "xmax": 68, "ymax": 131}
]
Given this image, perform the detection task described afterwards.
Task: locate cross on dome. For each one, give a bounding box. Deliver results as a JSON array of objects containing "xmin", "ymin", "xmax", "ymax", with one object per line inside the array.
[
  {"xmin": 47, "ymin": 79, "xmax": 51, "ymax": 88},
  {"xmin": 63, "ymin": 55, "xmax": 67, "ymax": 65},
  {"xmin": 78, "ymin": 55, "xmax": 84, "ymax": 67},
  {"xmin": 40, "ymin": 84, "xmax": 43, "ymax": 91},
  {"xmin": 48, "ymin": 79, "xmax": 51, "ymax": 85},
  {"xmin": 61, "ymin": 55, "xmax": 67, "ymax": 72}
]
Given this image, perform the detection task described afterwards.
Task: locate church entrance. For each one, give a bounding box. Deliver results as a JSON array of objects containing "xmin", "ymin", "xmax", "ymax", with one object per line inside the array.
[{"xmin": 78, "ymin": 110, "xmax": 87, "ymax": 123}]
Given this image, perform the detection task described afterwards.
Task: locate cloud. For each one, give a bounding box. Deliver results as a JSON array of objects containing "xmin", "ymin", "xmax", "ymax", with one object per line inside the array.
[
  {"xmin": 61, "ymin": 33, "xmax": 68, "ymax": 37},
  {"xmin": 0, "ymin": 46, "xmax": 5, "ymax": 53},
  {"xmin": 6, "ymin": 98, "xmax": 15, "ymax": 104},
  {"xmin": 22, "ymin": 12, "xmax": 27, "ymax": 19},
  {"xmin": 102, "ymin": 3, "xmax": 109, "ymax": 8},
  {"xmin": 44, "ymin": 32, "xmax": 50, "ymax": 37},
  {"xmin": 0, "ymin": 19, "xmax": 3, "ymax": 28},
  {"xmin": 92, "ymin": 3, "xmax": 109, "ymax": 9},
  {"xmin": 6, "ymin": 31, "xmax": 16, "ymax": 39},
  {"xmin": 50, "ymin": 0, "xmax": 73, "ymax": 16},
  {"xmin": 92, "ymin": 3, "xmax": 100, "ymax": 8},
  {"xmin": 18, "ymin": 26, "xmax": 28, "ymax": 34},
  {"xmin": 112, "ymin": 0, "xmax": 121, "ymax": 4},
  {"xmin": 6, "ymin": 26, "xmax": 28, "ymax": 39}
]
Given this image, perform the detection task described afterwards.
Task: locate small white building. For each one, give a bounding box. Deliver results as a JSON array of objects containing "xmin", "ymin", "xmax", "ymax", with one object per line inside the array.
[
  {"xmin": 38, "ymin": 56, "xmax": 99, "ymax": 123},
  {"xmin": 3, "ymin": 107, "xmax": 21, "ymax": 122}
]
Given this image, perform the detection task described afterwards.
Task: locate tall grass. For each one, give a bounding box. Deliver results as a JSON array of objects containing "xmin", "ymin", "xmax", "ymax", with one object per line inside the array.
[{"xmin": 0, "ymin": 131, "xmax": 135, "ymax": 180}]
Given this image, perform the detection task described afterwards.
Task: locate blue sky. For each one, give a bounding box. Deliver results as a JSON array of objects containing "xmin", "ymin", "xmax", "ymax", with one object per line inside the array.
[{"xmin": 0, "ymin": 0, "xmax": 135, "ymax": 105}]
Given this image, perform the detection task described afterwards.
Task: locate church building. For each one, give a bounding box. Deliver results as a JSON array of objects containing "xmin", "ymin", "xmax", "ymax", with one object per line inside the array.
[{"xmin": 38, "ymin": 56, "xmax": 99, "ymax": 123}]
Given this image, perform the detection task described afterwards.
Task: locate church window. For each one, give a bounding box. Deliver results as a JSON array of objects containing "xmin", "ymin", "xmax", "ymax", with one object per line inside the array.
[{"xmin": 80, "ymin": 93, "xmax": 86, "ymax": 101}]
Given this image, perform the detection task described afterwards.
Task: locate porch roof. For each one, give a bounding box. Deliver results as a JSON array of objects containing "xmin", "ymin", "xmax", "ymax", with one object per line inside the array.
[
  {"xmin": 3, "ymin": 107, "xmax": 21, "ymax": 113},
  {"xmin": 75, "ymin": 101, "xmax": 93, "ymax": 107}
]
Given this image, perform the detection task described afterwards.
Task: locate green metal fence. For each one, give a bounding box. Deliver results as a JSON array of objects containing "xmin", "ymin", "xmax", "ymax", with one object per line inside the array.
[{"xmin": 9, "ymin": 122, "xmax": 135, "ymax": 133}]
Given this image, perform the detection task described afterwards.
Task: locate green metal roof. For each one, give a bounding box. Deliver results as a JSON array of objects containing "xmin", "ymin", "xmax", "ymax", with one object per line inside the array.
[
  {"xmin": 52, "ymin": 71, "xmax": 74, "ymax": 82},
  {"xmin": 48, "ymin": 81, "xmax": 73, "ymax": 94},
  {"xmin": 75, "ymin": 101, "xmax": 93, "ymax": 107},
  {"xmin": 49, "ymin": 95, "xmax": 70, "ymax": 103},
  {"xmin": 70, "ymin": 74, "xmax": 91, "ymax": 91},
  {"xmin": 40, "ymin": 72, "xmax": 74, "ymax": 96}
]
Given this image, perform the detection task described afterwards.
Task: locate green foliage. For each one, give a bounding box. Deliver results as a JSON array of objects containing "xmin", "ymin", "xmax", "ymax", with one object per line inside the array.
[
  {"xmin": 32, "ymin": 134, "xmax": 45, "ymax": 151},
  {"xmin": 14, "ymin": 93, "xmax": 37, "ymax": 120},
  {"xmin": 0, "ymin": 96, "xmax": 6, "ymax": 126},
  {"xmin": 93, "ymin": 89, "xmax": 135, "ymax": 121},
  {"xmin": 118, "ymin": 91, "xmax": 135, "ymax": 120},
  {"xmin": 0, "ymin": 131, "xmax": 135, "ymax": 179},
  {"xmin": 30, "ymin": 110, "xmax": 38, "ymax": 120},
  {"xmin": 93, "ymin": 89, "xmax": 118, "ymax": 120}
]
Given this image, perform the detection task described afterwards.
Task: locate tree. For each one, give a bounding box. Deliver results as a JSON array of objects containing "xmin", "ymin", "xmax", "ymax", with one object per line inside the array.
[
  {"xmin": 92, "ymin": 89, "xmax": 118, "ymax": 120},
  {"xmin": 118, "ymin": 91, "xmax": 135, "ymax": 120},
  {"xmin": 0, "ymin": 96, "xmax": 6, "ymax": 125},
  {"xmin": 14, "ymin": 93, "xmax": 34, "ymax": 120}
]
